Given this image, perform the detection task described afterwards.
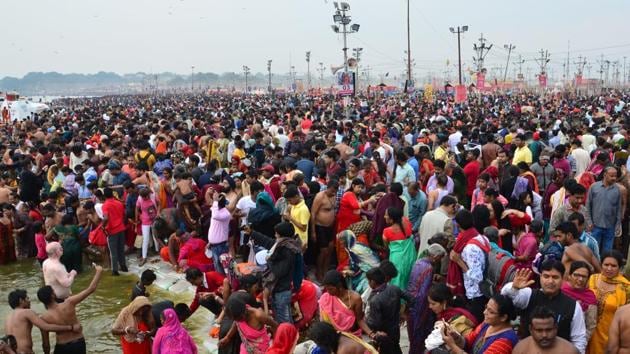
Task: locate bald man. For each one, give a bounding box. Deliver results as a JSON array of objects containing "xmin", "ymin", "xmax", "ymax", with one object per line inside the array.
[{"xmin": 42, "ymin": 242, "xmax": 76, "ymax": 301}]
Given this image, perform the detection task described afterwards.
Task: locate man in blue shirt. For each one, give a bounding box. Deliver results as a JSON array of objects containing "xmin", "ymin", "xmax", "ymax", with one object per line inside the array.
[
  {"xmin": 403, "ymin": 182, "xmax": 427, "ymax": 232},
  {"xmin": 296, "ymin": 149, "xmax": 316, "ymax": 182},
  {"xmin": 404, "ymin": 146, "xmax": 419, "ymax": 181}
]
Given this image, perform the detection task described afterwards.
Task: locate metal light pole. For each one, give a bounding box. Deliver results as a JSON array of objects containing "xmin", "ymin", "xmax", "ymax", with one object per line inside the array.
[
  {"xmin": 242, "ymin": 65, "xmax": 250, "ymax": 93},
  {"xmin": 318, "ymin": 62, "xmax": 325, "ymax": 88},
  {"xmin": 267, "ymin": 60, "xmax": 272, "ymax": 94},
  {"xmin": 406, "ymin": 0, "xmax": 412, "ymax": 84},
  {"xmin": 449, "ymin": 26, "xmax": 468, "ymax": 85},
  {"xmin": 191, "ymin": 65, "xmax": 195, "ymax": 91},
  {"xmin": 332, "ymin": 2, "xmax": 360, "ymax": 118},
  {"xmin": 305, "ymin": 51, "xmax": 311, "ymax": 91},
  {"xmin": 503, "ymin": 44, "xmax": 515, "ymax": 83}
]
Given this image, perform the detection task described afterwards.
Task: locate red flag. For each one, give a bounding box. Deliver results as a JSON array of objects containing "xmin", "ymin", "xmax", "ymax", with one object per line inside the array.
[{"xmin": 455, "ymin": 85, "xmax": 467, "ymax": 103}]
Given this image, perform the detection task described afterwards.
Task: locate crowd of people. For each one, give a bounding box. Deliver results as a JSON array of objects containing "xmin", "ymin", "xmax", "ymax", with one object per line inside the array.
[{"xmin": 1, "ymin": 89, "xmax": 630, "ymax": 354}]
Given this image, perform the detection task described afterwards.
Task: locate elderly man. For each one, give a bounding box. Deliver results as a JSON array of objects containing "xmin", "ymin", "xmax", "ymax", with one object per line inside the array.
[
  {"xmin": 42, "ymin": 242, "xmax": 77, "ymax": 301},
  {"xmin": 418, "ymin": 195, "xmax": 457, "ymax": 254}
]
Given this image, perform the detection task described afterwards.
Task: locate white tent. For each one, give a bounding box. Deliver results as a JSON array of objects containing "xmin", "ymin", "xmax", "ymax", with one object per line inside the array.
[{"xmin": 1, "ymin": 99, "xmax": 49, "ymax": 121}]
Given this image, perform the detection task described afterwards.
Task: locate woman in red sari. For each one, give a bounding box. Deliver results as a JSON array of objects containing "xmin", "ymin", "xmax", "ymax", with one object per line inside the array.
[
  {"xmin": 336, "ymin": 179, "xmax": 377, "ymax": 265},
  {"xmin": 112, "ymin": 296, "xmax": 154, "ymax": 354}
]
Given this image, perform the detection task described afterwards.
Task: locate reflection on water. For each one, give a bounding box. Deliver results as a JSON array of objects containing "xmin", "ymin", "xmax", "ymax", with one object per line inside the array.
[{"xmin": 0, "ymin": 260, "xmax": 214, "ymax": 354}]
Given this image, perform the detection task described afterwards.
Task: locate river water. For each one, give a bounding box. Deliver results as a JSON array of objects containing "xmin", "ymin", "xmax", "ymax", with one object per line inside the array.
[{"xmin": 0, "ymin": 259, "xmax": 213, "ymax": 353}]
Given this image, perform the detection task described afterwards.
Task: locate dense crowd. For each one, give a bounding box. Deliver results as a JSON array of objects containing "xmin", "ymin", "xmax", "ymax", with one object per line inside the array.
[{"xmin": 2, "ymin": 90, "xmax": 630, "ymax": 354}]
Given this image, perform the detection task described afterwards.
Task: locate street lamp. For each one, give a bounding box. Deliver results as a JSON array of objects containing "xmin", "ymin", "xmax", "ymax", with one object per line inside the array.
[
  {"xmin": 267, "ymin": 60, "xmax": 273, "ymax": 94},
  {"xmin": 449, "ymin": 26, "xmax": 468, "ymax": 85},
  {"xmin": 331, "ymin": 2, "xmax": 360, "ymax": 118},
  {"xmin": 242, "ymin": 65, "xmax": 250, "ymax": 93}
]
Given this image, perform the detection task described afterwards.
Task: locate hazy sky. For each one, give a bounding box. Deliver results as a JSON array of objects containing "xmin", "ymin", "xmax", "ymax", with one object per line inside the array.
[{"xmin": 3, "ymin": 0, "xmax": 630, "ymax": 80}]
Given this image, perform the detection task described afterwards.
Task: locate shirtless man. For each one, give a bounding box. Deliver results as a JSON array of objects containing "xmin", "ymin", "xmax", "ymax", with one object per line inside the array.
[
  {"xmin": 38, "ymin": 264, "xmax": 103, "ymax": 354},
  {"xmin": 555, "ymin": 222, "xmax": 601, "ymax": 276},
  {"xmin": 608, "ymin": 303, "xmax": 630, "ymax": 354},
  {"xmin": 310, "ymin": 179, "xmax": 339, "ymax": 281},
  {"xmin": 4, "ymin": 289, "xmax": 79, "ymax": 354},
  {"xmin": 0, "ymin": 176, "xmax": 13, "ymax": 204},
  {"xmin": 513, "ymin": 306, "xmax": 579, "ymax": 354},
  {"xmin": 42, "ymin": 242, "xmax": 77, "ymax": 301}
]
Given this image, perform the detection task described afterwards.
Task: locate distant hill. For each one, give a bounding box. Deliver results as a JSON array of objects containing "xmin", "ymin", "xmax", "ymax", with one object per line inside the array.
[{"xmin": 0, "ymin": 71, "xmax": 315, "ymax": 96}]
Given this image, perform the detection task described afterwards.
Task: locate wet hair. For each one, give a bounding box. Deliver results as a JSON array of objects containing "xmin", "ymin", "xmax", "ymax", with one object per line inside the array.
[
  {"xmin": 225, "ymin": 294, "xmax": 247, "ymax": 321},
  {"xmin": 540, "ymin": 259, "xmax": 565, "ymax": 275},
  {"xmin": 379, "ymin": 260, "xmax": 399, "ymax": 279},
  {"xmin": 491, "ymin": 294, "xmax": 517, "ymax": 321},
  {"xmin": 8, "ymin": 289, "xmax": 27, "ymax": 309},
  {"xmin": 322, "ymin": 270, "xmax": 346, "ymax": 289},
  {"xmin": 569, "ymin": 260, "xmax": 592, "ymax": 277},
  {"xmin": 141, "ymin": 269, "xmax": 157, "ymax": 284},
  {"xmin": 185, "ymin": 267, "xmax": 203, "ymax": 282},
  {"xmin": 308, "ymin": 321, "xmax": 340, "ymax": 352},
  {"xmin": 37, "ymin": 286, "xmax": 55, "ymax": 308},
  {"xmin": 601, "ymin": 250, "xmax": 624, "ymax": 268}
]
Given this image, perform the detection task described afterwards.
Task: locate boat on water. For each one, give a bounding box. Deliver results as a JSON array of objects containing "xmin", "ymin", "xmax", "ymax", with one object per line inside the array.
[{"xmin": 0, "ymin": 91, "xmax": 50, "ymax": 121}]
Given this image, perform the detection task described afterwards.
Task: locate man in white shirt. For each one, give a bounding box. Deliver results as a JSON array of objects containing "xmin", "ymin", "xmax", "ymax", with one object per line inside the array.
[
  {"xmin": 501, "ymin": 263, "xmax": 586, "ymax": 353},
  {"xmin": 275, "ymin": 127, "xmax": 289, "ymax": 149},
  {"xmin": 448, "ymin": 209, "xmax": 488, "ymax": 323},
  {"xmin": 570, "ymin": 139, "xmax": 591, "ymax": 176}
]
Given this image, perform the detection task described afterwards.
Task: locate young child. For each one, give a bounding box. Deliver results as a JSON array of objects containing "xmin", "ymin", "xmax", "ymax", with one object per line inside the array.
[
  {"xmin": 34, "ymin": 221, "xmax": 47, "ymax": 266},
  {"xmin": 131, "ymin": 269, "xmax": 157, "ymax": 301},
  {"xmin": 173, "ymin": 172, "xmax": 202, "ymax": 216}
]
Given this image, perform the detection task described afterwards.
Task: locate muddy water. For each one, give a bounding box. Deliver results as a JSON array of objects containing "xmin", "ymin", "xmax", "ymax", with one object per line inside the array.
[{"xmin": 0, "ymin": 260, "xmax": 213, "ymax": 353}]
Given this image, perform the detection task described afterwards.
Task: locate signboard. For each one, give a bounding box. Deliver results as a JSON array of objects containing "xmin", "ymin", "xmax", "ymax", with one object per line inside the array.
[
  {"xmin": 336, "ymin": 71, "xmax": 355, "ymax": 97},
  {"xmin": 423, "ymin": 84, "xmax": 433, "ymax": 102},
  {"xmin": 538, "ymin": 74, "xmax": 547, "ymax": 88},
  {"xmin": 575, "ymin": 74, "xmax": 583, "ymax": 86},
  {"xmin": 455, "ymin": 84, "xmax": 467, "ymax": 103},
  {"xmin": 476, "ymin": 73, "xmax": 486, "ymax": 89}
]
